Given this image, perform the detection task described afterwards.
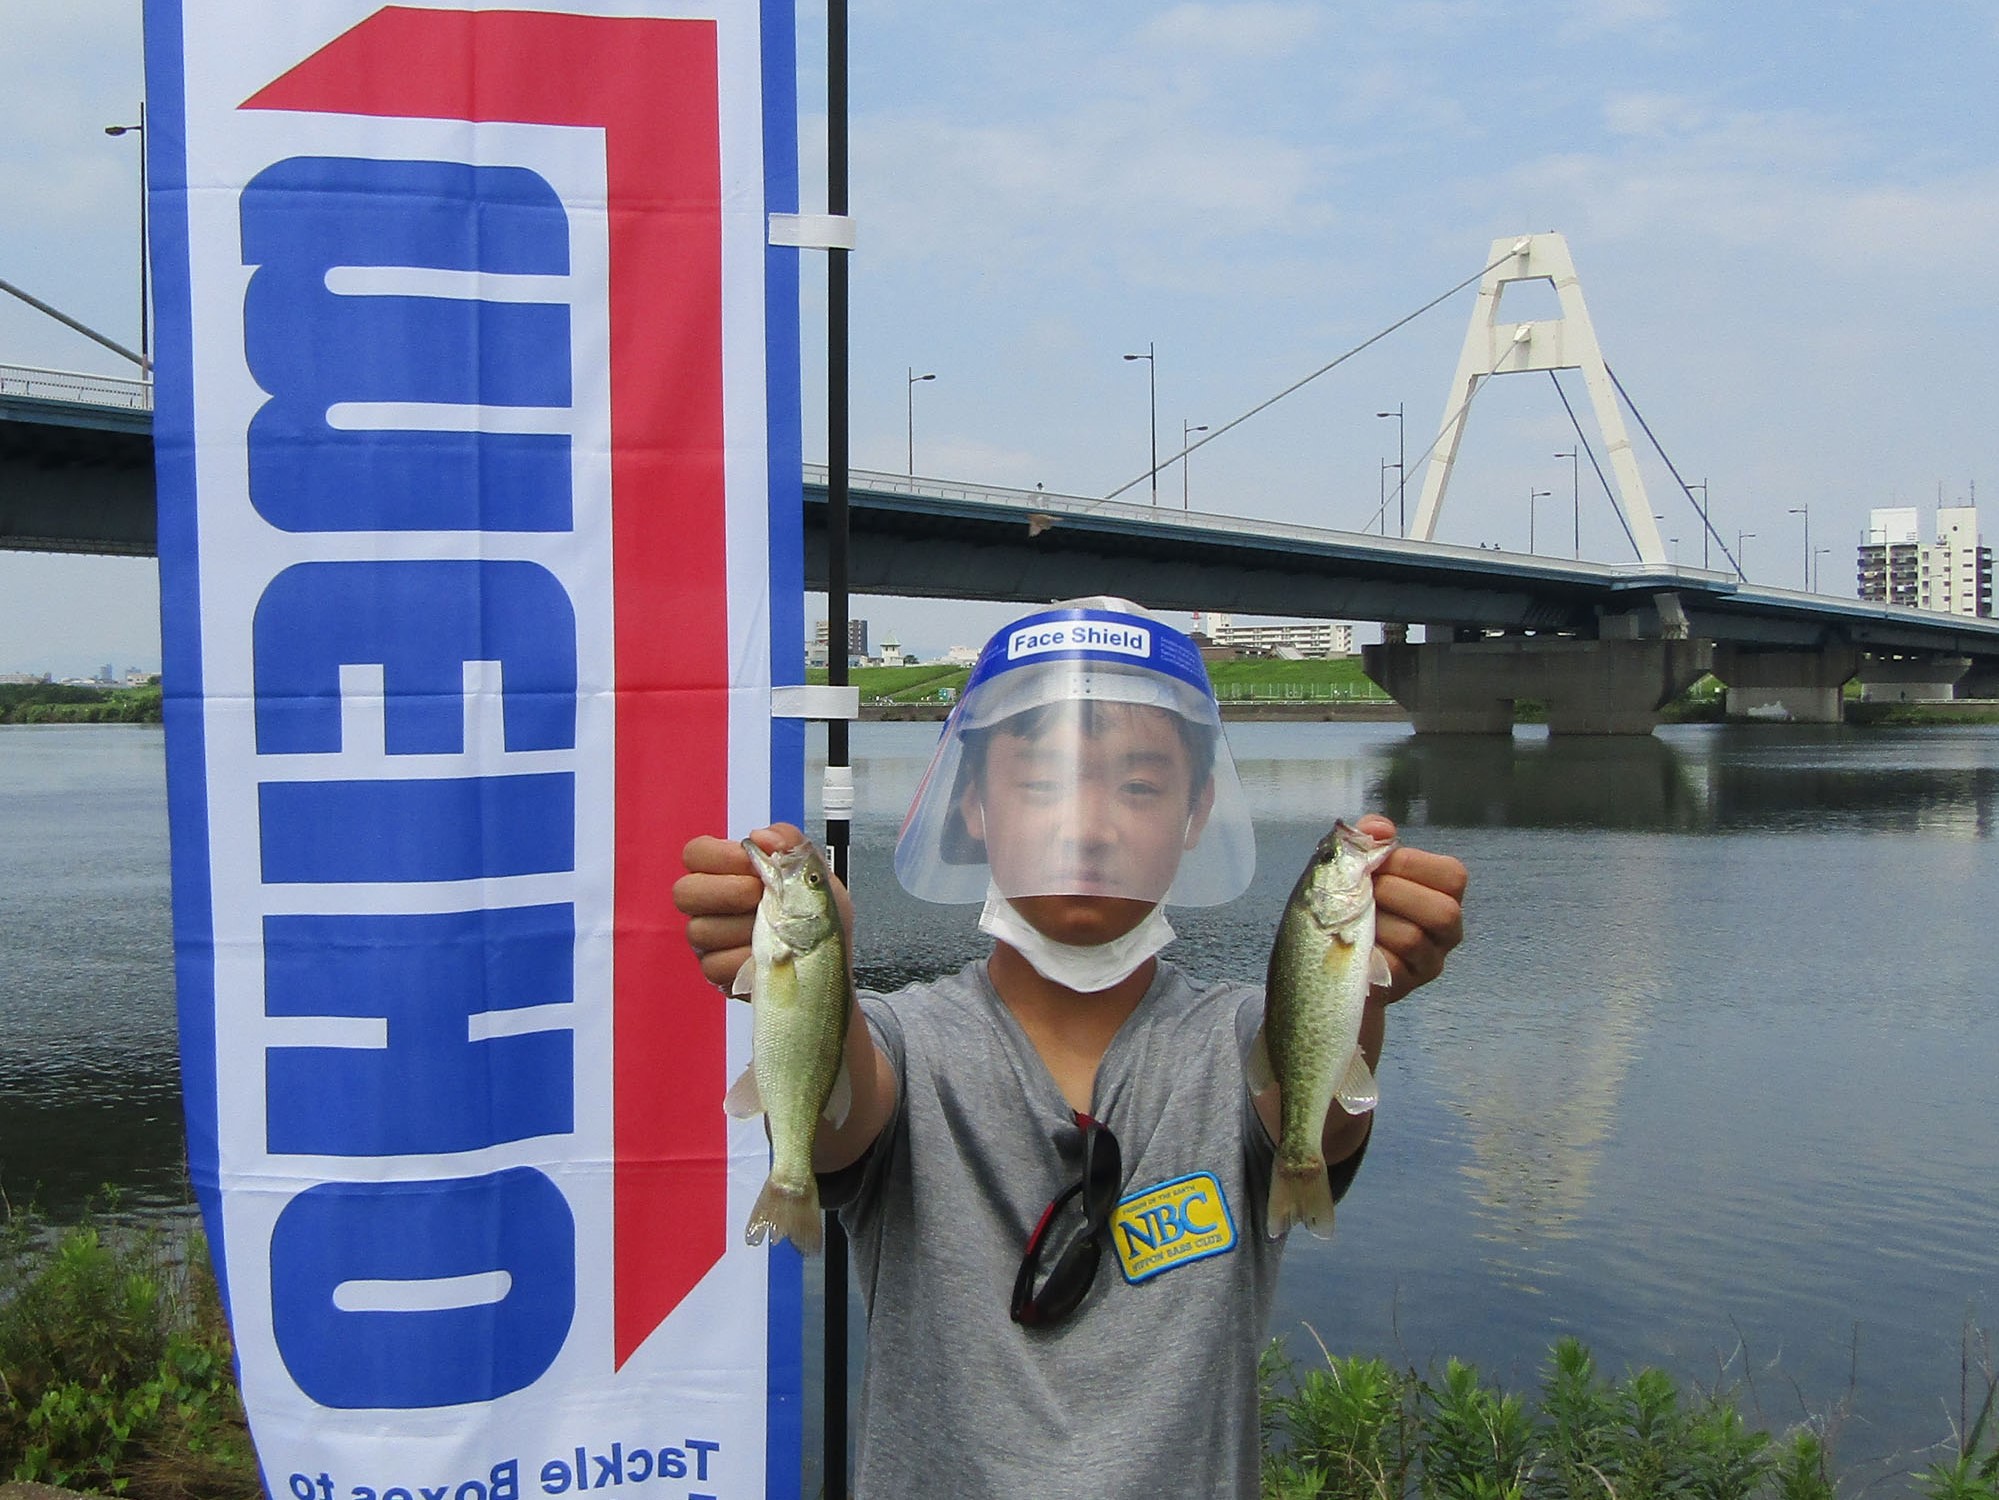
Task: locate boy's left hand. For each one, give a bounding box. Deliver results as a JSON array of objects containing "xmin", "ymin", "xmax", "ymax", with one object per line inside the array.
[{"xmin": 1356, "ymin": 814, "xmax": 1466, "ymax": 1005}]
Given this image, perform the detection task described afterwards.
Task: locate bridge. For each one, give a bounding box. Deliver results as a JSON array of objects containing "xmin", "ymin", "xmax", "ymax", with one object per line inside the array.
[{"xmin": 8, "ymin": 369, "xmax": 1996, "ymax": 731}]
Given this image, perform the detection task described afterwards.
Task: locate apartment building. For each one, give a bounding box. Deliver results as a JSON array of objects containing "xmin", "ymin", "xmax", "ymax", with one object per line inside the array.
[{"xmin": 1857, "ymin": 506, "xmax": 1992, "ymax": 617}]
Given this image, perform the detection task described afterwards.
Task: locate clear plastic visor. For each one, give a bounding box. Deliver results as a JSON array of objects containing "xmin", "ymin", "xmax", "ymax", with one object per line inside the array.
[{"xmin": 893, "ymin": 661, "xmax": 1254, "ymax": 908}]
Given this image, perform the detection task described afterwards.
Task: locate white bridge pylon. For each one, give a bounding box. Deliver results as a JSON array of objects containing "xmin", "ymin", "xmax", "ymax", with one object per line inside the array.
[{"xmin": 1409, "ymin": 233, "xmax": 1669, "ymax": 567}]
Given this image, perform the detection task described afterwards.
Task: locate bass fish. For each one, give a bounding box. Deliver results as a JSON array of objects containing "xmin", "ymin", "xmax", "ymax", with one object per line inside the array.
[
  {"xmin": 1249, "ymin": 821, "xmax": 1395, "ymax": 1239},
  {"xmin": 725, "ymin": 837, "xmax": 852, "ymax": 1254}
]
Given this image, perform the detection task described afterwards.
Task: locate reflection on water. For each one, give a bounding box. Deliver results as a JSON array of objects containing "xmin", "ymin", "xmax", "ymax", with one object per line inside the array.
[{"xmin": 1374, "ymin": 722, "xmax": 1999, "ymax": 836}]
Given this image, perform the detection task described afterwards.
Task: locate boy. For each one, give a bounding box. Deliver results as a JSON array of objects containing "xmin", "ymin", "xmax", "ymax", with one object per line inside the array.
[{"xmin": 676, "ymin": 599, "xmax": 1466, "ymax": 1497}]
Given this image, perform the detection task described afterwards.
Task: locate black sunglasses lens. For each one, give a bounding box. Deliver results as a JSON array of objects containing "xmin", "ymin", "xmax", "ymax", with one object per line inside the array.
[
  {"xmin": 1011, "ymin": 1117, "xmax": 1125, "ymax": 1328},
  {"xmin": 1019, "ymin": 1235, "xmax": 1101, "ymax": 1327},
  {"xmin": 1080, "ymin": 1120, "xmax": 1122, "ymax": 1220}
]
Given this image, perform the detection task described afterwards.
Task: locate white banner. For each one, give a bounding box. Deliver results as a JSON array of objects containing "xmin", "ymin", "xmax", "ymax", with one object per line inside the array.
[{"xmin": 148, "ymin": 2, "xmax": 806, "ymax": 1494}]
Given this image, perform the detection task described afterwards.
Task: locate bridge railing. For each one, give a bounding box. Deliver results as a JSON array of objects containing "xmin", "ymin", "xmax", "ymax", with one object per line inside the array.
[{"xmin": 0, "ymin": 363, "xmax": 153, "ymax": 411}]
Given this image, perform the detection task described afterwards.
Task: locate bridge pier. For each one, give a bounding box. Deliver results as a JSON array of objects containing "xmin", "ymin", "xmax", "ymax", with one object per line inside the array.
[
  {"xmin": 1361, "ymin": 636, "xmax": 1714, "ymax": 735},
  {"xmin": 1708, "ymin": 645, "xmax": 1860, "ymax": 724},
  {"xmin": 1854, "ymin": 653, "xmax": 1972, "ymax": 703}
]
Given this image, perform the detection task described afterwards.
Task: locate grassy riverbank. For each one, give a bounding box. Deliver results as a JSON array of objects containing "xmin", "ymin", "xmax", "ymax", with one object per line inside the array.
[
  {"xmin": 5, "ymin": 1208, "xmax": 1994, "ymax": 1498},
  {"xmin": 0, "ymin": 684, "xmax": 161, "ymax": 726}
]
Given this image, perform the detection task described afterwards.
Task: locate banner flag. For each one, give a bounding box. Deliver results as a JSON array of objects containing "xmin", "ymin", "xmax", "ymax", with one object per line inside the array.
[{"xmin": 146, "ymin": 2, "xmax": 805, "ymax": 1494}]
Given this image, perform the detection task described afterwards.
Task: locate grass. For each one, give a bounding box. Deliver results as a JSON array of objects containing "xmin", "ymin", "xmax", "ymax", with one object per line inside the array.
[
  {"xmin": 0, "ymin": 1196, "xmax": 259, "ymax": 1497},
  {"xmin": 0, "ymin": 682, "xmax": 163, "ymax": 725},
  {"xmin": 1260, "ymin": 1331, "xmax": 1999, "ymax": 1500},
  {"xmin": 810, "ymin": 656, "xmax": 1392, "ymax": 705}
]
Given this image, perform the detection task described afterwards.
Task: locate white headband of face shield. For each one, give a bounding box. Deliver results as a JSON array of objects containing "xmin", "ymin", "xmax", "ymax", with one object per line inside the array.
[{"xmin": 892, "ymin": 603, "xmax": 1255, "ymax": 908}]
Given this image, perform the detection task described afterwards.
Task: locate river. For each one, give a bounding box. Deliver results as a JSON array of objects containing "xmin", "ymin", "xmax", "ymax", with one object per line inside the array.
[{"xmin": 3, "ymin": 719, "xmax": 1995, "ymax": 1490}]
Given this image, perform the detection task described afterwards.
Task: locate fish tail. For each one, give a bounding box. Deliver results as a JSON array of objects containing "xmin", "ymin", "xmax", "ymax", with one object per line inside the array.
[
  {"xmin": 1265, "ymin": 1160, "xmax": 1337, "ymax": 1240},
  {"xmin": 745, "ymin": 1175, "xmax": 824, "ymax": 1255}
]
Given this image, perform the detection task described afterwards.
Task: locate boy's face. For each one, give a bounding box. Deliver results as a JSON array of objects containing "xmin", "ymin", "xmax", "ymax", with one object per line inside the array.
[{"xmin": 959, "ymin": 702, "xmax": 1213, "ymax": 946}]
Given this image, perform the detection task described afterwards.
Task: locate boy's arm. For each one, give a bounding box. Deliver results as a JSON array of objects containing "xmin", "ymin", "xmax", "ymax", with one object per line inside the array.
[{"xmin": 674, "ymin": 823, "xmax": 898, "ymax": 1174}]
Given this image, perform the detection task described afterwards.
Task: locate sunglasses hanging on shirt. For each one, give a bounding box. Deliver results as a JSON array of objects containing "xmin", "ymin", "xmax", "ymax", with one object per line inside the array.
[{"xmin": 1010, "ymin": 1112, "xmax": 1124, "ymax": 1328}]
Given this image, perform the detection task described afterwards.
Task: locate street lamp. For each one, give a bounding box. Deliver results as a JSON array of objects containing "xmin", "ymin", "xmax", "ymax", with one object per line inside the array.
[
  {"xmin": 1181, "ymin": 420, "xmax": 1208, "ymax": 510},
  {"xmin": 1375, "ymin": 404, "xmax": 1405, "ymax": 535},
  {"xmin": 1554, "ymin": 449, "xmax": 1580, "ymax": 558},
  {"xmin": 104, "ymin": 103, "xmax": 148, "ymax": 377},
  {"xmin": 1690, "ymin": 479, "xmax": 1710, "ymax": 569},
  {"xmin": 1814, "ymin": 545, "xmax": 1831, "ymax": 594},
  {"xmin": 905, "ymin": 367, "xmax": 934, "ymax": 476},
  {"xmin": 1737, "ymin": 531, "xmax": 1755, "ymax": 580},
  {"xmin": 1788, "ymin": 505, "xmax": 1811, "ymax": 589},
  {"xmin": 1123, "ymin": 342, "xmax": 1157, "ymax": 506},
  {"xmin": 1529, "ymin": 488, "xmax": 1551, "ymax": 554}
]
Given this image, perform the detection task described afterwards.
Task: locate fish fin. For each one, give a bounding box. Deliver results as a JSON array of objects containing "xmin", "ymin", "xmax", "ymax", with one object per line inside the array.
[
  {"xmin": 723, "ymin": 1062, "xmax": 764, "ymax": 1120},
  {"xmin": 1335, "ymin": 1049, "xmax": 1379, "ymax": 1115},
  {"xmin": 1265, "ymin": 1162, "xmax": 1338, "ymax": 1241},
  {"xmin": 1368, "ymin": 947, "xmax": 1393, "ymax": 991},
  {"xmin": 1245, "ymin": 1024, "xmax": 1276, "ymax": 1094},
  {"xmin": 729, "ymin": 957, "xmax": 757, "ymax": 1000},
  {"xmin": 822, "ymin": 1060, "xmax": 853, "ymax": 1129},
  {"xmin": 745, "ymin": 1175, "xmax": 823, "ymax": 1255}
]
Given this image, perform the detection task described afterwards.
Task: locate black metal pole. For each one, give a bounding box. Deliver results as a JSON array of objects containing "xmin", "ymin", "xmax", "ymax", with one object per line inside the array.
[{"xmin": 824, "ymin": 1, "xmax": 852, "ymax": 1495}]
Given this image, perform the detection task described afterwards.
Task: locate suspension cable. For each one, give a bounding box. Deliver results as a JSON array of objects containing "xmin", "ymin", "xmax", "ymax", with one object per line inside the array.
[
  {"xmin": 1548, "ymin": 371, "xmax": 1638, "ymax": 556},
  {"xmin": 1606, "ymin": 363, "xmax": 1740, "ymax": 577},
  {"xmin": 1099, "ymin": 244, "xmax": 1525, "ymax": 505}
]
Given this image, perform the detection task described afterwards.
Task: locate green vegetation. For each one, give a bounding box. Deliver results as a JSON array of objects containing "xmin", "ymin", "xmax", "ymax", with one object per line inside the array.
[
  {"xmin": 0, "ymin": 682, "xmax": 162, "ymax": 725},
  {"xmin": 1, "ymin": 1201, "xmax": 258, "ymax": 1497},
  {"xmin": 809, "ymin": 656, "xmax": 1392, "ymax": 706},
  {"xmin": 1261, "ymin": 1332, "xmax": 1999, "ymax": 1500}
]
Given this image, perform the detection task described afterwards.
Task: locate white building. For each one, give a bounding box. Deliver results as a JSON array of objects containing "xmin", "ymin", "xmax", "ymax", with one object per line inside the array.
[
  {"xmin": 1193, "ymin": 612, "xmax": 1354, "ymax": 658},
  {"xmin": 1860, "ymin": 505, "xmax": 1991, "ymax": 617}
]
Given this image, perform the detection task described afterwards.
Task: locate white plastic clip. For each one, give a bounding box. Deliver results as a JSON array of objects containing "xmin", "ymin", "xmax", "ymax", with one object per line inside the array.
[
  {"xmin": 822, "ymin": 764, "xmax": 854, "ymax": 824},
  {"xmin": 770, "ymin": 684, "xmax": 861, "ymax": 720},
  {"xmin": 768, "ymin": 213, "xmax": 857, "ymax": 251}
]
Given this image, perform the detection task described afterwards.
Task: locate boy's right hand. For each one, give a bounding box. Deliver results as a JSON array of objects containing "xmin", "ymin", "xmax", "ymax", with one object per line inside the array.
[{"xmin": 674, "ymin": 823, "xmax": 855, "ymax": 991}]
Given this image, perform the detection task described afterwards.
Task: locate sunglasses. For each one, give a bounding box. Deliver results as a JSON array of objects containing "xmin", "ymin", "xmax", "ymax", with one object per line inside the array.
[{"xmin": 1010, "ymin": 1111, "xmax": 1124, "ymax": 1328}]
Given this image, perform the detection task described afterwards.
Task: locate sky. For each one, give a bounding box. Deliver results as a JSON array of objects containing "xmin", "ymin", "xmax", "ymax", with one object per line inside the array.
[{"xmin": 5, "ymin": 0, "xmax": 1999, "ymax": 672}]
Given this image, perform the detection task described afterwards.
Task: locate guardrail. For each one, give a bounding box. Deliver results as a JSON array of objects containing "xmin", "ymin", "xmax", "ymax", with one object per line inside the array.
[{"xmin": 0, "ymin": 363, "xmax": 153, "ymax": 410}]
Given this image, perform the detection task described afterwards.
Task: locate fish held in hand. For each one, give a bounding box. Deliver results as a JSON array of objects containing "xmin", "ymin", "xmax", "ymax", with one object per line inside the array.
[
  {"xmin": 1249, "ymin": 821, "xmax": 1395, "ymax": 1240},
  {"xmin": 724, "ymin": 837, "xmax": 852, "ymax": 1254}
]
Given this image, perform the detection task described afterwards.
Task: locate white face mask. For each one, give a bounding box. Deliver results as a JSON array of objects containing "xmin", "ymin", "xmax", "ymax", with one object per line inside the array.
[{"xmin": 978, "ymin": 888, "xmax": 1176, "ymax": 994}]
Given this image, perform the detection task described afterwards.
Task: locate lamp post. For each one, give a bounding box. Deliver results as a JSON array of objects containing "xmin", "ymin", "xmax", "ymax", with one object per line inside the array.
[
  {"xmin": 1123, "ymin": 342, "xmax": 1157, "ymax": 506},
  {"xmin": 1181, "ymin": 420, "xmax": 1207, "ymax": 510},
  {"xmin": 1737, "ymin": 531, "xmax": 1755, "ymax": 580},
  {"xmin": 1690, "ymin": 479, "xmax": 1710, "ymax": 568},
  {"xmin": 1814, "ymin": 546, "xmax": 1831, "ymax": 594},
  {"xmin": 104, "ymin": 103, "xmax": 148, "ymax": 377},
  {"xmin": 904, "ymin": 367, "xmax": 934, "ymax": 476},
  {"xmin": 1554, "ymin": 448, "xmax": 1579, "ymax": 558},
  {"xmin": 1375, "ymin": 404, "xmax": 1405, "ymax": 535},
  {"xmin": 1788, "ymin": 505, "xmax": 1811, "ymax": 589},
  {"xmin": 1529, "ymin": 487, "xmax": 1550, "ymax": 554}
]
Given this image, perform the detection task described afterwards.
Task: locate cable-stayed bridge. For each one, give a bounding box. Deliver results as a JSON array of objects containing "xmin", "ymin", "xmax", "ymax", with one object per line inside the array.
[{"xmin": 6, "ymin": 229, "xmax": 1997, "ymax": 732}]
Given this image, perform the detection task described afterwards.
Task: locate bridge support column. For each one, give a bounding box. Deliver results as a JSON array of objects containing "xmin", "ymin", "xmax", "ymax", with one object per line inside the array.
[
  {"xmin": 1854, "ymin": 654, "xmax": 1972, "ymax": 703},
  {"xmin": 1708, "ymin": 645, "xmax": 1860, "ymax": 723},
  {"xmin": 1362, "ymin": 637, "xmax": 1714, "ymax": 735},
  {"xmin": 1957, "ymin": 661, "xmax": 1999, "ymax": 700}
]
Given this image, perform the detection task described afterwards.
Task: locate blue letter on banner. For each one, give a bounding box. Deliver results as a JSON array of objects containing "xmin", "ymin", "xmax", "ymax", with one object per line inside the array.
[
  {"xmin": 270, "ymin": 1169, "xmax": 576, "ymax": 1408},
  {"xmin": 264, "ymin": 905, "xmax": 575, "ymax": 1156},
  {"xmin": 241, "ymin": 156, "xmax": 572, "ymax": 533},
  {"xmin": 253, "ymin": 560, "xmax": 578, "ymax": 757}
]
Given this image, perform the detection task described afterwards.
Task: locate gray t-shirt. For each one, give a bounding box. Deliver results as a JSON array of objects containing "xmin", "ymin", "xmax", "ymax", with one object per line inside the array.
[{"xmin": 822, "ymin": 957, "xmax": 1363, "ymax": 1499}]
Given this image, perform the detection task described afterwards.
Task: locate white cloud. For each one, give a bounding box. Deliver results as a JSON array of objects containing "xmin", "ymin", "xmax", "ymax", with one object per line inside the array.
[{"xmin": 1136, "ymin": 2, "xmax": 1324, "ymax": 58}]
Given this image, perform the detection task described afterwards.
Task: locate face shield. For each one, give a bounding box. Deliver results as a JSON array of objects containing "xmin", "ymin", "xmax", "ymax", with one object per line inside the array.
[{"xmin": 893, "ymin": 600, "xmax": 1255, "ymax": 908}]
